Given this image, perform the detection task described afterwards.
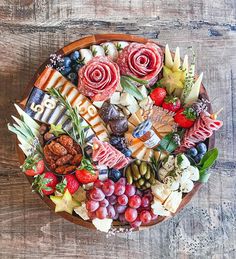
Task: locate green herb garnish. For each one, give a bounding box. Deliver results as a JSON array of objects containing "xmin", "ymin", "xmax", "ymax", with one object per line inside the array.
[{"xmin": 120, "ymin": 76, "xmax": 145, "ymax": 100}]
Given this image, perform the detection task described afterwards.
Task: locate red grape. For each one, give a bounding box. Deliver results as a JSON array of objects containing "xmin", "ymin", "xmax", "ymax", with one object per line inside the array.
[
  {"xmin": 87, "ymin": 211, "xmax": 96, "ymax": 219},
  {"xmin": 124, "ymin": 208, "xmax": 138, "ymax": 223},
  {"xmin": 150, "ymin": 211, "xmax": 158, "ymax": 220},
  {"xmin": 102, "ymin": 180, "xmax": 115, "ymax": 196},
  {"xmin": 96, "ymin": 207, "xmax": 108, "ymax": 219},
  {"xmin": 139, "ymin": 210, "xmax": 152, "ymax": 224},
  {"xmin": 119, "ymin": 213, "xmax": 127, "ymax": 223},
  {"xmin": 117, "ymin": 194, "xmax": 128, "ymax": 206},
  {"xmin": 117, "ymin": 177, "xmax": 126, "ymax": 185},
  {"xmin": 94, "ymin": 179, "xmax": 103, "ymax": 188},
  {"xmin": 135, "ymin": 189, "xmax": 143, "ymax": 197},
  {"xmin": 114, "ymin": 204, "xmax": 127, "ymax": 214},
  {"xmin": 107, "ymin": 194, "xmax": 117, "ymax": 205},
  {"xmin": 125, "ymin": 184, "xmax": 136, "ymax": 197},
  {"xmin": 128, "ymin": 195, "xmax": 141, "ymax": 209},
  {"xmin": 86, "ymin": 200, "xmax": 99, "ymax": 212},
  {"xmin": 114, "ymin": 182, "xmax": 125, "ymax": 196},
  {"xmin": 130, "ymin": 216, "xmax": 142, "ymax": 228},
  {"xmin": 107, "ymin": 205, "xmax": 116, "ymax": 219},
  {"xmin": 141, "ymin": 196, "xmax": 150, "ymax": 208},
  {"xmin": 100, "ymin": 198, "xmax": 109, "ymax": 207},
  {"xmin": 90, "ymin": 188, "xmax": 105, "ymax": 201}
]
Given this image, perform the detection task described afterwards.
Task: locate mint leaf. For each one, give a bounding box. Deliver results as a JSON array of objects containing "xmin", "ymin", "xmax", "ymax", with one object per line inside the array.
[{"xmin": 120, "ymin": 76, "xmax": 144, "ymax": 100}]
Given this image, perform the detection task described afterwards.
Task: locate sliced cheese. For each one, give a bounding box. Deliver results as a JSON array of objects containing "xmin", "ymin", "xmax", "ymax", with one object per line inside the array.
[
  {"xmin": 74, "ymin": 203, "xmax": 89, "ymax": 220},
  {"xmin": 163, "ymin": 191, "xmax": 182, "ymax": 213},
  {"xmin": 151, "ymin": 197, "xmax": 171, "ymax": 217},
  {"xmin": 151, "ymin": 181, "xmax": 172, "ymax": 203}
]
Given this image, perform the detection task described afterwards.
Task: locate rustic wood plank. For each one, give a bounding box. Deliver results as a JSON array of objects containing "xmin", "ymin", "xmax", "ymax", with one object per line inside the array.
[{"xmin": 0, "ymin": 0, "xmax": 236, "ymax": 258}]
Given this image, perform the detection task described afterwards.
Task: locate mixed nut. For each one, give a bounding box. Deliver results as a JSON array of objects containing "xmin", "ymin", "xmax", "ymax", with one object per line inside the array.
[{"xmin": 125, "ymin": 160, "xmax": 156, "ymax": 190}]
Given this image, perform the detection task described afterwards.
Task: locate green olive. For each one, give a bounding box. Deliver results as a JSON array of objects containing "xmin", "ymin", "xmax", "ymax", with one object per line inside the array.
[
  {"xmin": 149, "ymin": 175, "xmax": 156, "ymax": 185},
  {"xmin": 140, "ymin": 161, "xmax": 147, "ymax": 176},
  {"xmin": 145, "ymin": 167, "xmax": 151, "ymax": 180},
  {"xmin": 138, "ymin": 178, "xmax": 145, "ymax": 186},
  {"xmin": 135, "ymin": 182, "xmax": 141, "ymax": 189}
]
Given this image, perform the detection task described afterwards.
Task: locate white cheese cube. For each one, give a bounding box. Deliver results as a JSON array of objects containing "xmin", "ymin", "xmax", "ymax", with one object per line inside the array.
[
  {"xmin": 93, "ymin": 101, "xmax": 104, "ymax": 108},
  {"xmin": 120, "ymin": 92, "xmax": 136, "ymax": 106},
  {"xmin": 138, "ymin": 85, "xmax": 148, "ymax": 99},
  {"xmin": 110, "ymin": 92, "xmax": 121, "ymax": 104},
  {"xmin": 163, "ymin": 191, "xmax": 182, "ymax": 213},
  {"xmin": 127, "ymin": 100, "xmax": 139, "ymax": 114},
  {"xmin": 151, "ymin": 197, "xmax": 171, "ymax": 217}
]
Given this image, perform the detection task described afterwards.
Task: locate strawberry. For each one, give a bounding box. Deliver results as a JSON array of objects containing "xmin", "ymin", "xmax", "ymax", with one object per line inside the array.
[
  {"xmin": 150, "ymin": 87, "xmax": 167, "ymax": 106},
  {"xmin": 174, "ymin": 107, "xmax": 197, "ymax": 128},
  {"xmin": 32, "ymin": 172, "xmax": 58, "ymax": 196},
  {"xmin": 56, "ymin": 174, "xmax": 80, "ymax": 194},
  {"xmin": 162, "ymin": 96, "xmax": 181, "ymax": 112},
  {"xmin": 75, "ymin": 169, "xmax": 98, "ymax": 184},
  {"xmin": 21, "ymin": 154, "xmax": 45, "ymax": 176}
]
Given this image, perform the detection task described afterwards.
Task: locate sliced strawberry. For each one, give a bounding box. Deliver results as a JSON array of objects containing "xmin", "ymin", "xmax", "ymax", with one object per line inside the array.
[
  {"xmin": 150, "ymin": 87, "xmax": 167, "ymax": 106},
  {"xmin": 162, "ymin": 96, "xmax": 181, "ymax": 112},
  {"xmin": 174, "ymin": 107, "xmax": 197, "ymax": 128},
  {"xmin": 75, "ymin": 169, "xmax": 98, "ymax": 184}
]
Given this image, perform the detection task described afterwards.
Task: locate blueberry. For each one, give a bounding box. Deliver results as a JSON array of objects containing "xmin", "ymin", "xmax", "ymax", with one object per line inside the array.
[
  {"xmin": 115, "ymin": 142, "xmax": 126, "ymax": 150},
  {"xmin": 110, "ymin": 136, "xmax": 121, "ymax": 146},
  {"xmin": 121, "ymin": 148, "xmax": 132, "ymax": 157},
  {"xmin": 70, "ymin": 51, "xmax": 80, "ymax": 61},
  {"xmin": 72, "ymin": 63, "xmax": 83, "ymax": 72},
  {"xmin": 196, "ymin": 142, "xmax": 207, "ymax": 154},
  {"xmin": 63, "ymin": 57, "xmax": 72, "ymax": 68},
  {"xmin": 67, "ymin": 72, "xmax": 77, "ymax": 82},
  {"xmin": 108, "ymin": 169, "xmax": 122, "ymax": 182},
  {"xmin": 60, "ymin": 66, "xmax": 71, "ymax": 76},
  {"xmin": 187, "ymin": 147, "xmax": 198, "ymax": 157},
  {"xmin": 194, "ymin": 154, "xmax": 204, "ymax": 164}
]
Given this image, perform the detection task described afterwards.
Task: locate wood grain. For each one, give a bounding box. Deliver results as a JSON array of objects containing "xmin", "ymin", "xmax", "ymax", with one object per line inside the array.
[{"xmin": 0, "ymin": 0, "xmax": 236, "ymax": 258}]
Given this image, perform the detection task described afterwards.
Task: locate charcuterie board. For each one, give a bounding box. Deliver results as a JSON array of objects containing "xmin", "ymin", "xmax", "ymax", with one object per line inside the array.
[{"xmin": 9, "ymin": 34, "xmax": 223, "ymax": 232}]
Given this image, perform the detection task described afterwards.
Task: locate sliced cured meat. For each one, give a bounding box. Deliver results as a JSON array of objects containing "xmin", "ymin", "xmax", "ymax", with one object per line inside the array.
[
  {"xmin": 92, "ymin": 137, "xmax": 129, "ymax": 169},
  {"xmin": 117, "ymin": 42, "xmax": 163, "ymax": 86},
  {"xmin": 78, "ymin": 56, "xmax": 120, "ymax": 101},
  {"xmin": 179, "ymin": 112, "xmax": 223, "ymax": 150}
]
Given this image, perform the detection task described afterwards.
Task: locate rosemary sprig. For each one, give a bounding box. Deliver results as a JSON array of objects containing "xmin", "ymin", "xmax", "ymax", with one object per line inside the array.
[{"xmin": 48, "ymin": 88, "xmax": 95, "ymax": 173}]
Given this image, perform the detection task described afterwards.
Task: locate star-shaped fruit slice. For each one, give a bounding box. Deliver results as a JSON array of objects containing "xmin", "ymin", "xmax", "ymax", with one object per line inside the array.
[
  {"xmin": 50, "ymin": 189, "xmax": 81, "ymax": 214},
  {"xmin": 49, "ymin": 124, "xmax": 65, "ymax": 137}
]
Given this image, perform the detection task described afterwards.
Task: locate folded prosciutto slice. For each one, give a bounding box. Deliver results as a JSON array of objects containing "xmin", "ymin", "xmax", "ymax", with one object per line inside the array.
[
  {"xmin": 78, "ymin": 56, "xmax": 120, "ymax": 101},
  {"xmin": 92, "ymin": 137, "xmax": 130, "ymax": 169},
  {"xmin": 117, "ymin": 42, "xmax": 163, "ymax": 86}
]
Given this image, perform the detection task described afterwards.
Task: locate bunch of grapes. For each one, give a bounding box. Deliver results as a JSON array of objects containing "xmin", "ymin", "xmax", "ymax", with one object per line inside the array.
[{"xmin": 86, "ymin": 178, "xmax": 158, "ymax": 228}]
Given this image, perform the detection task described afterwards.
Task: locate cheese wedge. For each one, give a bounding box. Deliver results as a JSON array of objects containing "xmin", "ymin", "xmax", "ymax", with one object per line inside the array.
[{"xmin": 163, "ymin": 191, "xmax": 182, "ymax": 213}]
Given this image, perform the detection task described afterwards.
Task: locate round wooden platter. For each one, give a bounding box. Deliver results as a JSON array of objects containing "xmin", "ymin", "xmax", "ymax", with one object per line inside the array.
[{"xmin": 17, "ymin": 34, "xmax": 215, "ymax": 231}]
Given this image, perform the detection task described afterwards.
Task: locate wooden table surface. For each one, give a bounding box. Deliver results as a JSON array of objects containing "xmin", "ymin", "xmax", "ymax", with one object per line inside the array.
[{"xmin": 0, "ymin": 1, "xmax": 236, "ymax": 258}]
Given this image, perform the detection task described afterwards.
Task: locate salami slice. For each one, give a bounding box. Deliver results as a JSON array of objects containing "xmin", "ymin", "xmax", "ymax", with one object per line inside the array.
[
  {"xmin": 117, "ymin": 42, "xmax": 163, "ymax": 86},
  {"xmin": 78, "ymin": 56, "xmax": 120, "ymax": 101}
]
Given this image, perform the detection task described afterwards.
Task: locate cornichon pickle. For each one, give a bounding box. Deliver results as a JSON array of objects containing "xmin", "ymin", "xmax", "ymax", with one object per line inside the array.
[
  {"xmin": 138, "ymin": 178, "xmax": 145, "ymax": 186},
  {"xmin": 145, "ymin": 167, "xmax": 151, "ymax": 180},
  {"xmin": 135, "ymin": 182, "xmax": 141, "ymax": 189},
  {"xmin": 126, "ymin": 167, "xmax": 133, "ymax": 184},
  {"xmin": 140, "ymin": 161, "xmax": 147, "ymax": 176},
  {"xmin": 149, "ymin": 175, "xmax": 156, "ymax": 185},
  {"xmin": 135, "ymin": 159, "xmax": 141, "ymax": 166},
  {"xmin": 131, "ymin": 164, "xmax": 141, "ymax": 179}
]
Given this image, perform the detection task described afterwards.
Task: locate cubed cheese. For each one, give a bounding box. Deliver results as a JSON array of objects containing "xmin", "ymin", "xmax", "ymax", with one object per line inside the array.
[
  {"xmin": 163, "ymin": 191, "xmax": 182, "ymax": 213},
  {"xmin": 110, "ymin": 92, "xmax": 121, "ymax": 104},
  {"xmin": 138, "ymin": 85, "xmax": 148, "ymax": 99},
  {"xmin": 92, "ymin": 218, "xmax": 113, "ymax": 233},
  {"xmin": 127, "ymin": 101, "xmax": 139, "ymax": 114},
  {"xmin": 120, "ymin": 92, "xmax": 136, "ymax": 106},
  {"xmin": 74, "ymin": 203, "xmax": 90, "ymax": 220},
  {"xmin": 151, "ymin": 181, "xmax": 172, "ymax": 203}
]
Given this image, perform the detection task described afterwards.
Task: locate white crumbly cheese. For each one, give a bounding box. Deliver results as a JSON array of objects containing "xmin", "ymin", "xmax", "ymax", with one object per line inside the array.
[
  {"xmin": 151, "ymin": 197, "xmax": 171, "ymax": 217},
  {"xmin": 157, "ymin": 167, "xmax": 168, "ymax": 181},
  {"xmin": 74, "ymin": 203, "xmax": 90, "ymax": 220},
  {"xmin": 93, "ymin": 101, "xmax": 104, "ymax": 108},
  {"xmin": 127, "ymin": 101, "xmax": 140, "ymax": 114},
  {"xmin": 151, "ymin": 181, "xmax": 172, "ymax": 203},
  {"xmin": 120, "ymin": 92, "xmax": 136, "ymax": 106},
  {"xmin": 162, "ymin": 155, "xmax": 175, "ymax": 172},
  {"xmin": 175, "ymin": 154, "xmax": 190, "ymax": 169},
  {"xmin": 110, "ymin": 92, "xmax": 121, "ymax": 104},
  {"xmin": 187, "ymin": 165, "xmax": 200, "ymax": 181},
  {"xmin": 138, "ymin": 85, "xmax": 148, "ymax": 99},
  {"xmin": 163, "ymin": 191, "xmax": 182, "ymax": 213},
  {"xmin": 92, "ymin": 218, "xmax": 113, "ymax": 233},
  {"xmin": 180, "ymin": 179, "xmax": 194, "ymax": 193}
]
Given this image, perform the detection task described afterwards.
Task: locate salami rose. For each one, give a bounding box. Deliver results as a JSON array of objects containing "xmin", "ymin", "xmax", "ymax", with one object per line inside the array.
[
  {"xmin": 78, "ymin": 56, "xmax": 120, "ymax": 101},
  {"xmin": 117, "ymin": 42, "xmax": 163, "ymax": 86}
]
